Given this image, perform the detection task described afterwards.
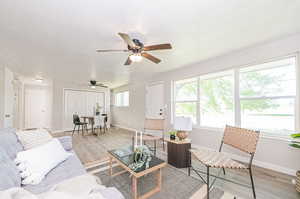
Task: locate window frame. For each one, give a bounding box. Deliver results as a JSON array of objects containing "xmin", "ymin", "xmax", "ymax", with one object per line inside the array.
[
  {"xmin": 172, "ymin": 54, "xmax": 299, "ymax": 137},
  {"xmin": 173, "ymin": 78, "xmax": 199, "ymax": 124},
  {"xmin": 198, "ymin": 70, "xmax": 235, "ymax": 128},
  {"xmin": 114, "ymin": 91, "xmax": 129, "ymax": 107}
]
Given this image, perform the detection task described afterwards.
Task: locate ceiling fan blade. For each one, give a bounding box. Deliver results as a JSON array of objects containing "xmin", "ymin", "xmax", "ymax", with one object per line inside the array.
[
  {"xmin": 141, "ymin": 52, "xmax": 161, "ymax": 64},
  {"xmin": 124, "ymin": 57, "xmax": 132, "ymax": 65},
  {"xmin": 118, "ymin": 33, "xmax": 136, "ymax": 48},
  {"xmin": 143, "ymin": 43, "xmax": 172, "ymax": 51},
  {"xmin": 98, "ymin": 85, "xmax": 108, "ymax": 88},
  {"xmin": 96, "ymin": 49, "xmax": 129, "ymax": 52},
  {"xmin": 89, "ymin": 84, "xmax": 108, "ymax": 88}
]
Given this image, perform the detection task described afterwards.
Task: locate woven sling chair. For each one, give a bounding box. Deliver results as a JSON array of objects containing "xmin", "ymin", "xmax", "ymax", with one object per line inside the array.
[{"xmin": 188, "ymin": 125, "xmax": 260, "ymax": 199}]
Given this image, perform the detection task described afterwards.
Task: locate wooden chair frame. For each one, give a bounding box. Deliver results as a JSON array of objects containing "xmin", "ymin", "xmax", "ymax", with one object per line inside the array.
[
  {"xmin": 188, "ymin": 125, "xmax": 260, "ymax": 199},
  {"xmin": 144, "ymin": 119, "xmax": 165, "ymax": 154},
  {"xmin": 132, "ymin": 119, "xmax": 165, "ymax": 156}
]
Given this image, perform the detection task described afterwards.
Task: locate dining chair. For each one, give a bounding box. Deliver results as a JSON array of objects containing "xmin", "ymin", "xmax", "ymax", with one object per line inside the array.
[
  {"xmin": 188, "ymin": 125, "xmax": 260, "ymax": 199},
  {"xmin": 72, "ymin": 114, "xmax": 88, "ymax": 136},
  {"xmin": 101, "ymin": 114, "xmax": 108, "ymax": 133},
  {"xmin": 94, "ymin": 115, "xmax": 105, "ymax": 136}
]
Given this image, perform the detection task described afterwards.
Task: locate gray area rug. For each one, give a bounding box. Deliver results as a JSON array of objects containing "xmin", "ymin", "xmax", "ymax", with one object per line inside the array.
[{"xmin": 95, "ymin": 165, "xmax": 236, "ymax": 199}]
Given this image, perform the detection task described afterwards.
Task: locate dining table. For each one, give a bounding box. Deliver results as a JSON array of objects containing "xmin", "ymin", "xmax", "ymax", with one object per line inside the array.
[{"xmin": 81, "ymin": 116, "xmax": 95, "ymax": 134}]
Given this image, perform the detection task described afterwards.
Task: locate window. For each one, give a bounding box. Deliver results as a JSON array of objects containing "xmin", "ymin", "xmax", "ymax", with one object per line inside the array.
[
  {"xmin": 115, "ymin": 91, "xmax": 129, "ymax": 107},
  {"xmin": 200, "ymin": 71, "xmax": 234, "ymax": 128},
  {"xmin": 174, "ymin": 78, "xmax": 197, "ymax": 123},
  {"xmin": 172, "ymin": 56, "xmax": 297, "ymax": 136},
  {"xmin": 239, "ymin": 57, "xmax": 296, "ymax": 136}
]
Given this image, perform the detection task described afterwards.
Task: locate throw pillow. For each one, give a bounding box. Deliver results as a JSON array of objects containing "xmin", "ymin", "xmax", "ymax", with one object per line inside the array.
[
  {"xmin": 15, "ymin": 138, "xmax": 71, "ymax": 185},
  {"xmin": 16, "ymin": 129, "xmax": 52, "ymax": 150}
]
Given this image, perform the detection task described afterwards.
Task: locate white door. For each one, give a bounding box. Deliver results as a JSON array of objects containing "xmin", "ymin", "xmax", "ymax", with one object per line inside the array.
[
  {"xmin": 86, "ymin": 92, "xmax": 105, "ymax": 116},
  {"xmin": 64, "ymin": 90, "xmax": 86, "ymax": 130},
  {"xmin": 24, "ymin": 88, "xmax": 47, "ymax": 129},
  {"xmin": 146, "ymin": 83, "xmax": 164, "ymax": 119},
  {"xmin": 4, "ymin": 68, "xmax": 14, "ymax": 128}
]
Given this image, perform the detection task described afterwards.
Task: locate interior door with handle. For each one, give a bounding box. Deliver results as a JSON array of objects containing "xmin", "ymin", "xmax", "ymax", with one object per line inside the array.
[{"xmin": 145, "ymin": 83, "xmax": 165, "ymax": 119}]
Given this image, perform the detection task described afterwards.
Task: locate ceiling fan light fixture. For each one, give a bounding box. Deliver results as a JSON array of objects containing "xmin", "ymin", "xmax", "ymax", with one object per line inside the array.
[
  {"xmin": 35, "ymin": 77, "xmax": 43, "ymax": 83},
  {"xmin": 129, "ymin": 53, "xmax": 142, "ymax": 62},
  {"xmin": 91, "ymin": 85, "xmax": 96, "ymax": 89}
]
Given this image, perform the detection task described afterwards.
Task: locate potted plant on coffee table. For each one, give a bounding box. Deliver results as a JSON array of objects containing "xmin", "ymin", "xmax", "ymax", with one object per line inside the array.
[{"xmin": 290, "ymin": 133, "xmax": 300, "ymax": 192}]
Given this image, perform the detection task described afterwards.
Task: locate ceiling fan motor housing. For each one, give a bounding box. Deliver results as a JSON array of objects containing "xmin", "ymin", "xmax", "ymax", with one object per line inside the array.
[
  {"xmin": 90, "ymin": 80, "xmax": 97, "ymax": 85},
  {"xmin": 128, "ymin": 39, "xmax": 144, "ymax": 53}
]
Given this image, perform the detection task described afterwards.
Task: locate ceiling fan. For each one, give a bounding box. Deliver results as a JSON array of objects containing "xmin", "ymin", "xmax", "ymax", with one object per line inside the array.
[
  {"xmin": 88, "ymin": 80, "xmax": 108, "ymax": 88},
  {"xmin": 96, "ymin": 33, "xmax": 172, "ymax": 65}
]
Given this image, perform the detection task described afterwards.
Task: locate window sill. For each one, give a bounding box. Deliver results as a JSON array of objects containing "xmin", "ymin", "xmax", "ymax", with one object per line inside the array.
[
  {"xmin": 192, "ymin": 125, "xmax": 292, "ymax": 142},
  {"xmin": 193, "ymin": 125, "xmax": 223, "ymax": 133},
  {"xmin": 114, "ymin": 106, "xmax": 129, "ymax": 108}
]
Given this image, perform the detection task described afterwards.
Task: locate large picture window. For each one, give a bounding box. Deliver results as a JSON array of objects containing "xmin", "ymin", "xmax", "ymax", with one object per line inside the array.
[{"xmin": 172, "ymin": 56, "xmax": 297, "ymax": 136}]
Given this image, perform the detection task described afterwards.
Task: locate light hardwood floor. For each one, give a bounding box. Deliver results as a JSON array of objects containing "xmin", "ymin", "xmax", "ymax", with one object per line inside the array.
[{"xmin": 53, "ymin": 127, "xmax": 300, "ymax": 199}]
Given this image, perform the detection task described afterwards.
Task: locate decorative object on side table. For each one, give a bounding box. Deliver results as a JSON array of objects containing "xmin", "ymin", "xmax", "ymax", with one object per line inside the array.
[
  {"xmin": 168, "ymin": 131, "xmax": 176, "ymax": 140},
  {"xmin": 174, "ymin": 116, "xmax": 193, "ymax": 140},
  {"xmin": 289, "ymin": 133, "xmax": 300, "ymax": 192}
]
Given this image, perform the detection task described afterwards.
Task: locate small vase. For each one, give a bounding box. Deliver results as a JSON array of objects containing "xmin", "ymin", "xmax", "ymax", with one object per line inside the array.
[{"xmin": 176, "ymin": 131, "xmax": 188, "ymax": 140}]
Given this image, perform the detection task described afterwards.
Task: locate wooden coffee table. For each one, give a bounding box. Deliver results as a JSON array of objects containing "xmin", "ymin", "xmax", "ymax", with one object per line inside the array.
[{"xmin": 108, "ymin": 149, "xmax": 167, "ymax": 199}]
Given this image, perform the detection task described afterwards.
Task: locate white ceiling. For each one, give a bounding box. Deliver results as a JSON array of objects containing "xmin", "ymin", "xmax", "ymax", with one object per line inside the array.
[{"xmin": 0, "ymin": 0, "xmax": 300, "ymax": 88}]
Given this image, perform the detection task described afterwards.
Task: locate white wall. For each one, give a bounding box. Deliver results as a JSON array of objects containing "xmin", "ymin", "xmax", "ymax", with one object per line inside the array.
[
  {"xmin": 111, "ymin": 82, "xmax": 146, "ymax": 131},
  {"xmin": 111, "ymin": 33, "xmax": 300, "ymax": 176},
  {"xmin": 51, "ymin": 79, "xmax": 111, "ymax": 132}
]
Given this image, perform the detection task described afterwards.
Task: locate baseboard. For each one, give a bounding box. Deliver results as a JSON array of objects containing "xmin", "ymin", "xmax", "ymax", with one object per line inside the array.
[
  {"xmin": 111, "ymin": 124, "xmax": 137, "ymax": 132},
  {"xmin": 192, "ymin": 144, "xmax": 297, "ymax": 176},
  {"xmin": 51, "ymin": 126, "xmax": 111, "ymax": 134},
  {"xmin": 51, "ymin": 129, "xmax": 67, "ymax": 134}
]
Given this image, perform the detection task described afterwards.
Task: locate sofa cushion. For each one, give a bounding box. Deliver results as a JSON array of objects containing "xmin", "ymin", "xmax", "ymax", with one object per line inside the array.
[
  {"xmin": 23, "ymin": 151, "xmax": 86, "ymax": 194},
  {"xmin": 57, "ymin": 136, "xmax": 73, "ymax": 151},
  {"xmin": 0, "ymin": 148, "xmax": 21, "ymax": 191},
  {"xmin": 0, "ymin": 128, "xmax": 23, "ymax": 159}
]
